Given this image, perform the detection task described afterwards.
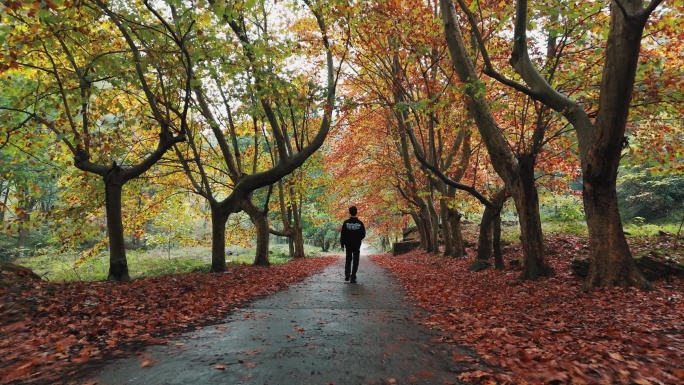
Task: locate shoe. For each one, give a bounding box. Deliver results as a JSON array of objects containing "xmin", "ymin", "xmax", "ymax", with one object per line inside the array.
[
  {"xmin": 350, "ymin": 277, "xmax": 357, "ymax": 284},
  {"xmin": 345, "ymin": 275, "xmax": 350, "ymax": 281}
]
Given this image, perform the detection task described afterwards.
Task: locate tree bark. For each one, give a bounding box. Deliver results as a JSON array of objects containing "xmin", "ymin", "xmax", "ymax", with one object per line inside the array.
[
  {"xmin": 447, "ymin": 208, "xmax": 465, "ymax": 258},
  {"xmin": 580, "ymin": 2, "xmax": 652, "ymax": 289},
  {"xmin": 104, "ymin": 181, "xmax": 130, "ymax": 282},
  {"xmin": 292, "ymin": 228, "xmax": 305, "ymax": 258},
  {"xmin": 477, "ymin": 203, "xmax": 495, "ymax": 261},
  {"xmin": 241, "ymin": 199, "xmax": 270, "ymax": 266},
  {"xmin": 440, "ymin": 198, "xmax": 454, "ymax": 256},
  {"xmin": 410, "ymin": 211, "xmax": 428, "ymax": 250},
  {"xmin": 210, "ymin": 204, "xmax": 228, "ymax": 273},
  {"xmin": 512, "ymin": 154, "xmax": 553, "ymax": 279},
  {"xmin": 493, "ymin": 213, "xmax": 504, "ymax": 269}
]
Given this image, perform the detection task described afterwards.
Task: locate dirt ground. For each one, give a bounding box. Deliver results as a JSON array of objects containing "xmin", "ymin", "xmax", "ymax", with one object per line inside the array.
[{"xmin": 83, "ymin": 255, "xmax": 469, "ymax": 385}]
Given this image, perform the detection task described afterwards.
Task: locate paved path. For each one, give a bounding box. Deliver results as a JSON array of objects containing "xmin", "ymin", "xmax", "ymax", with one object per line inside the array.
[{"xmin": 87, "ymin": 255, "xmax": 465, "ymax": 385}]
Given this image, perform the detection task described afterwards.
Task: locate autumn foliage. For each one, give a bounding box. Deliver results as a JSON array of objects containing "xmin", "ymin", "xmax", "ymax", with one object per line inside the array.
[
  {"xmin": 372, "ymin": 243, "xmax": 684, "ymax": 385},
  {"xmin": 0, "ymin": 256, "xmax": 337, "ymax": 384}
]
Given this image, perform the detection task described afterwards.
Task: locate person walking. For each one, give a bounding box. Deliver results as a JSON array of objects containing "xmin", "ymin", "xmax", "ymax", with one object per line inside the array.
[{"xmin": 340, "ymin": 206, "xmax": 365, "ymax": 283}]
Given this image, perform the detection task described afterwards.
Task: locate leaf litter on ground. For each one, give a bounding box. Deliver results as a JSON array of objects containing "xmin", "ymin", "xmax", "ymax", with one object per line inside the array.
[
  {"xmin": 0, "ymin": 256, "xmax": 337, "ymax": 385},
  {"xmin": 372, "ymin": 235, "xmax": 684, "ymax": 385}
]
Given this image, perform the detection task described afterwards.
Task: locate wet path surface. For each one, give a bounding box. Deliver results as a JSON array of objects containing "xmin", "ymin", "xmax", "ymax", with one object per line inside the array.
[{"xmin": 88, "ymin": 255, "xmax": 464, "ymax": 385}]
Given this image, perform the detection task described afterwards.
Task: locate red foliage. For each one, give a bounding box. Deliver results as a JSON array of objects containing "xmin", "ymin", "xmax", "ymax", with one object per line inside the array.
[
  {"xmin": 0, "ymin": 256, "xmax": 337, "ymax": 384},
  {"xmin": 372, "ymin": 242, "xmax": 684, "ymax": 385}
]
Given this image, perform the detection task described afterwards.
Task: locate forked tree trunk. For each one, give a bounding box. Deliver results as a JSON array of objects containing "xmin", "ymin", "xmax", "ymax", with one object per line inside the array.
[
  {"xmin": 241, "ymin": 199, "xmax": 270, "ymax": 266},
  {"xmin": 104, "ymin": 182, "xmax": 130, "ymax": 281},
  {"xmin": 477, "ymin": 188, "xmax": 506, "ymax": 261},
  {"xmin": 579, "ymin": 3, "xmax": 651, "ymax": 289},
  {"xmin": 210, "ymin": 205, "xmax": 228, "ymax": 273}
]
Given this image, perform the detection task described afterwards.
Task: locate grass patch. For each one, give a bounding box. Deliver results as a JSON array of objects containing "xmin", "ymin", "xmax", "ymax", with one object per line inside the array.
[
  {"xmin": 16, "ymin": 242, "xmax": 325, "ymax": 282},
  {"xmin": 623, "ymin": 221, "xmax": 682, "ymax": 237}
]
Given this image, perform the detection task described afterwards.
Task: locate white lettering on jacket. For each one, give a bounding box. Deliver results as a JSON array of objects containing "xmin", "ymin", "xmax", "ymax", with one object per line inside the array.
[{"xmin": 346, "ymin": 223, "xmax": 362, "ymax": 230}]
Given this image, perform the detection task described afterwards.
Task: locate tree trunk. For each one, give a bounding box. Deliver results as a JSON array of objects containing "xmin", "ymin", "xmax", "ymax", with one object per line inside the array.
[
  {"xmin": 476, "ymin": 188, "xmax": 507, "ymax": 261},
  {"xmin": 447, "ymin": 208, "xmax": 465, "ymax": 258},
  {"xmin": 252, "ymin": 212, "xmax": 270, "ymax": 266},
  {"xmin": 579, "ymin": 3, "xmax": 651, "ymax": 289},
  {"xmin": 427, "ymin": 193, "xmax": 440, "ymax": 253},
  {"xmin": 410, "ymin": 211, "xmax": 428, "ymax": 251},
  {"xmin": 512, "ymin": 155, "xmax": 553, "ymax": 279},
  {"xmin": 210, "ymin": 205, "xmax": 228, "ymax": 272},
  {"xmin": 493, "ymin": 213, "xmax": 504, "ymax": 269},
  {"xmin": 104, "ymin": 182, "xmax": 130, "ymax": 282},
  {"xmin": 16, "ymin": 210, "xmax": 30, "ymax": 249},
  {"xmin": 441, "ymin": 199, "xmax": 454, "ymax": 256},
  {"xmin": 583, "ymin": 170, "xmax": 647, "ymax": 287},
  {"xmin": 292, "ymin": 227, "xmax": 305, "ymax": 258},
  {"xmin": 477, "ymin": 203, "xmax": 495, "ymax": 261},
  {"xmin": 241, "ymin": 199, "xmax": 270, "ymax": 266},
  {"xmin": 288, "ymin": 237, "xmax": 295, "ymax": 258},
  {"xmin": 419, "ymin": 206, "xmax": 435, "ymax": 252},
  {"xmin": 0, "ymin": 187, "xmax": 8, "ymax": 222}
]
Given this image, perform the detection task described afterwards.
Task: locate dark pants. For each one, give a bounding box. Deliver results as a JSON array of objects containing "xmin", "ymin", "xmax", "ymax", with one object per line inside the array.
[{"xmin": 345, "ymin": 248, "xmax": 360, "ymax": 279}]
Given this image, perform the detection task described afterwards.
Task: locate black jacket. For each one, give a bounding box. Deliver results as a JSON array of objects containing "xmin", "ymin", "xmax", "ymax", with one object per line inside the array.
[{"xmin": 340, "ymin": 217, "xmax": 365, "ymax": 251}]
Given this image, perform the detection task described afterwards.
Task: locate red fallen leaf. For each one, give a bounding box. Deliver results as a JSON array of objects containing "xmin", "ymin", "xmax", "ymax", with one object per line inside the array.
[
  {"xmin": 240, "ymin": 360, "xmax": 256, "ymax": 368},
  {"xmin": 140, "ymin": 360, "xmax": 156, "ymax": 368},
  {"xmin": 452, "ymin": 352, "xmax": 471, "ymax": 362},
  {"xmin": 419, "ymin": 371, "xmax": 433, "ymax": 378},
  {"xmin": 214, "ymin": 364, "xmax": 226, "ymax": 370}
]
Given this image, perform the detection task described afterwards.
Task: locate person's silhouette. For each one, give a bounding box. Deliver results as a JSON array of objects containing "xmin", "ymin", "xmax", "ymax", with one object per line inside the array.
[{"xmin": 340, "ymin": 206, "xmax": 365, "ymax": 283}]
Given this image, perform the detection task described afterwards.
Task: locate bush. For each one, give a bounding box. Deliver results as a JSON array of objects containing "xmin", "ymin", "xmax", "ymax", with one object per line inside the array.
[{"xmin": 618, "ymin": 167, "xmax": 684, "ymax": 221}]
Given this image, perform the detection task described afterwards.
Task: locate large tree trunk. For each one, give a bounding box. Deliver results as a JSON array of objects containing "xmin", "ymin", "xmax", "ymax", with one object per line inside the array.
[
  {"xmin": 583, "ymin": 177, "xmax": 645, "ymax": 287},
  {"xmin": 512, "ymin": 155, "xmax": 553, "ymax": 279},
  {"xmin": 104, "ymin": 182, "xmax": 130, "ymax": 282},
  {"xmin": 210, "ymin": 204, "xmax": 228, "ymax": 273},
  {"xmin": 579, "ymin": 2, "xmax": 651, "ymax": 289}
]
